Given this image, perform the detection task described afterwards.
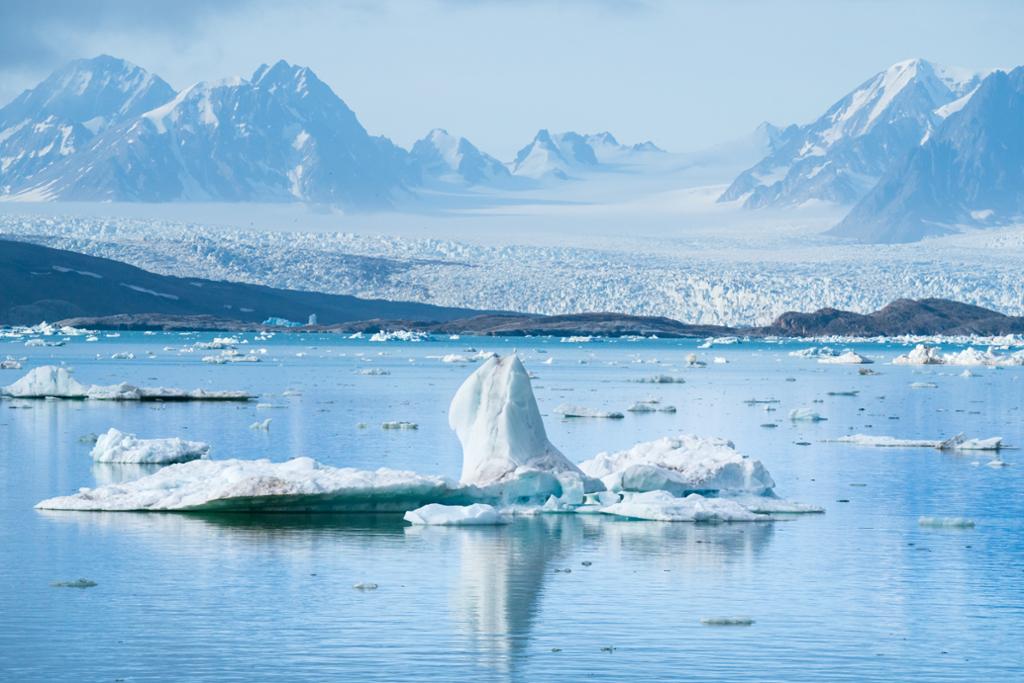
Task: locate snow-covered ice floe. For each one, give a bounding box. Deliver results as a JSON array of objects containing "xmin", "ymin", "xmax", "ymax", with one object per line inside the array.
[
  {"xmin": 893, "ymin": 344, "xmax": 1024, "ymax": 367},
  {"xmin": 403, "ymin": 503, "xmax": 508, "ymax": 526},
  {"xmin": 37, "ymin": 354, "xmax": 819, "ymax": 520},
  {"xmin": 830, "ymin": 433, "xmax": 1003, "ymax": 451},
  {"xmin": 578, "ymin": 435, "xmax": 774, "ymax": 497},
  {"xmin": 554, "ymin": 404, "xmax": 624, "ymax": 419},
  {"xmin": 1, "ymin": 366, "xmax": 253, "ymax": 401},
  {"xmin": 91, "ymin": 428, "xmax": 210, "ymax": 464}
]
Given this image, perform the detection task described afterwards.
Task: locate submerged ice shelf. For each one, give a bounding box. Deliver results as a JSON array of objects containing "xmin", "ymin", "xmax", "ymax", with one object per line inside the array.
[{"xmin": 36, "ymin": 354, "xmax": 820, "ymax": 521}]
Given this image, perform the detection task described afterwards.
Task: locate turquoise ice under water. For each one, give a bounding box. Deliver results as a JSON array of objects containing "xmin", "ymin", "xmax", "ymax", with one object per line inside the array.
[{"xmin": 1, "ymin": 333, "xmax": 1022, "ymax": 682}]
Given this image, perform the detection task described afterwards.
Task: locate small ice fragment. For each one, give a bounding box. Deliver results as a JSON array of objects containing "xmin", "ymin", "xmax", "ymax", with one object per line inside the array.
[
  {"xmin": 91, "ymin": 428, "xmax": 209, "ymax": 464},
  {"xmin": 382, "ymin": 421, "xmax": 418, "ymax": 430},
  {"xmin": 51, "ymin": 579, "xmax": 97, "ymax": 588},
  {"xmin": 918, "ymin": 517, "xmax": 975, "ymax": 528},
  {"xmin": 789, "ymin": 408, "xmax": 826, "ymax": 422},
  {"xmin": 554, "ymin": 404, "xmax": 624, "ymax": 419},
  {"xmin": 250, "ymin": 418, "xmax": 271, "ymax": 431},
  {"xmin": 700, "ymin": 617, "xmax": 754, "ymax": 626},
  {"xmin": 353, "ymin": 583, "xmax": 379, "ymax": 590}
]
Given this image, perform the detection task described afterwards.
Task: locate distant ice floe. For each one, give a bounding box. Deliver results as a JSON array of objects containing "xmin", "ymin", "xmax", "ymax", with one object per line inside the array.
[
  {"xmin": 554, "ymin": 404, "xmax": 624, "ymax": 419},
  {"xmin": 202, "ymin": 349, "xmax": 261, "ymax": 364},
  {"xmin": 831, "ymin": 433, "xmax": 1003, "ymax": 451},
  {"xmin": 789, "ymin": 408, "xmax": 827, "ymax": 422},
  {"xmin": 893, "ymin": 344, "xmax": 1024, "ymax": 367},
  {"xmin": 37, "ymin": 354, "xmax": 819, "ymax": 521},
  {"xmin": 91, "ymin": 428, "xmax": 209, "ymax": 464},
  {"xmin": 635, "ymin": 375, "xmax": 686, "ymax": 384},
  {"xmin": 369, "ymin": 330, "xmax": 427, "ymax": 343},
  {"xmin": 1, "ymin": 357, "xmax": 23, "ymax": 370},
  {"xmin": 1, "ymin": 366, "xmax": 253, "ymax": 401},
  {"xmin": 918, "ymin": 517, "xmax": 975, "ymax": 528},
  {"xmin": 818, "ymin": 351, "xmax": 872, "ymax": 365}
]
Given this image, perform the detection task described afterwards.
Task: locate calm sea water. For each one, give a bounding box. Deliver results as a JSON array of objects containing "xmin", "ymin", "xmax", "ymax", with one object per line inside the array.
[{"xmin": 1, "ymin": 332, "xmax": 1022, "ymax": 682}]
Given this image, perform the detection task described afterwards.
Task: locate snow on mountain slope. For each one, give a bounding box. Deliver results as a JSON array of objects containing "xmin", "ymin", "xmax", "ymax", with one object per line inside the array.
[
  {"xmin": 719, "ymin": 59, "xmax": 985, "ymax": 209},
  {"xmin": 0, "ymin": 56, "xmax": 176, "ymax": 196},
  {"xmin": 410, "ymin": 129, "xmax": 511, "ymax": 186},
  {"xmin": 7, "ymin": 60, "xmax": 415, "ymax": 206},
  {"xmin": 509, "ymin": 129, "xmax": 663, "ymax": 179},
  {"xmin": 832, "ymin": 66, "xmax": 1024, "ymax": 243}
]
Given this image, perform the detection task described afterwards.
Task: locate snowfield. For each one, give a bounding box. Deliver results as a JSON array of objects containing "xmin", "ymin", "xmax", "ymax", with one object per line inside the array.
[{"xmin": 3, "ymin": 211, "xmax": 1024, "ymax": 326}]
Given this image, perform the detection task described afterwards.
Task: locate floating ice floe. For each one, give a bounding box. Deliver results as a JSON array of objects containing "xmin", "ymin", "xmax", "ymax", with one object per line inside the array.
[
  {"xmin": 2, "ymin": 357, "xmax": 24, "ymax": 370},
  {"xmin": 599, "ymin": 491, "xmax": 764, "ymax": 522},
  {"xmin": 36, "ymin": 354, "xmax": 817, "ymax": 520},
  {"xmin": 818, "ymin": 351, "xmax": 872, "ymax": 365},
  {"xmin": 369, "ymin": 330, "xmax": 427, "ymax": 343},
  {"xmin": 202, "ymin": 350, "xmax": 261, "ymax": 364},
  {"xmin": 626, "ymin": 401, "xmax": 676, "ymax": 414},
  {"xmin": 403, "ymin": 503, "xmax": 507, "ymax": 526},
  {"xmin": 831, "ymin": 433, "xmax": 1003, "ymax": 451},
  {"xmin": 356, "ymin": 367, "xmax": 391, "ymax": 376},
  {"xmin": 635, "ymin": 375, "xmax": 685, "ymax": 384},
  {"xmin": 1, "ymin": 366, "xmax": 253, "ymax": 401},
  {"xmin": 918, "ymin": 517, "xmax": 975, "ymax": 528},
  {"xmin": 382, "ymin": 421, "xmax": 418, "ymax": 430},
  {"xmin": 249, "ymin": 418, "xmax": 271, "ymax": 431},
  {"xmin": 789, "ymin": 346, "xmax": 837, "ymax": 358},
  {"xmin": 578, "ymin": 435, "xmax": 775, "ymax": 497},
  {"xmin": 561, "ymin": 336, "xmax": 593, "ymax": 343},
  {"xmin": 554, "ymin": 404, "xmax": 624, "ymax": 419},
  {"xmin": 110, "ymin": 352, "xmax": 135, "ymax": 360},
  {"xmin": 894, "ymin": 344, "xmax": 1024, "ymax": 367},
  {"xmin": 789, "ymin": 408, "xmax": 826, "ymax": 422},
  {"xmin": 91, "ymin": 428, "xmax": 210, "ymax": 464}
]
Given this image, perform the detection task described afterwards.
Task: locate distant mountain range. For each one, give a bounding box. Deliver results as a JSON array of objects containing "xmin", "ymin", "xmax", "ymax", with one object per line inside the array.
[
  {"xmin": 720, "ymin": 58, "xmax": 1024, "ymax": 242},
  {"xmin": 0, "ymin": 55, "xmax": 660, "ymax": 206},
  {"xmin": 1, "ymin": 55, "xmax": 1022, "ymax": 242}
]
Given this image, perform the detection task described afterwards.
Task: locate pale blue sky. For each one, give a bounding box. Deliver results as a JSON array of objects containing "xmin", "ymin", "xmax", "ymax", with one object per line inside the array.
[{"xmin": 2, "ymin": 0, "xmax": 1022, "ymax": 158}]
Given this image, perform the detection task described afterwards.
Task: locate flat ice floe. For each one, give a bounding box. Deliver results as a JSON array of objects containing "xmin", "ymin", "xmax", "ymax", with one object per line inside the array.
[
  {"xmin": 599, "ymin": 491, "xmax": 764, "ymax": 522},
  {"xmin": 554, "ymin": 404, "xmax": 624, "ymax": 419},
  {"xmin": 403, "ymin": 503, "xmax": 508, "ymax": 526},
  {"xmin": 91, "ymin": 428, "xmax": 210, "ymax": 464},
  {"xmin": 831, "ymin": 433, "xmax": 1004, "ymax": 451},
  {"xmin": 818, "ymin": 351, "xmax": 872, "ymax": 364},
  {"xmin": 37, "ymin": 353, "xmax": 818, "ymax": 521},
  {"xmin": 1, "ymin": 366, "xmax": 253, "ymax": 401}
]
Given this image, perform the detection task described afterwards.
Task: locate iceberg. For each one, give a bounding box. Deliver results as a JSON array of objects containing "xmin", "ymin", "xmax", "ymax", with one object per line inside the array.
[
  {"xmin": 450, "ymin": 355, "xmax": 599, "ymax": 496},
  {"xmin": 91, "ymin": 428, "xmax": 210, "ymax": 464},
  {"xmin": 599, "ymin": 491, "xmax": 765, "ymax": 522},
  {"xmin": 1, "ymin": 366, "xmax": 253, "ymax": 401},
  {"xmin": 578, "ymin": 435, "xmax": 775, "ymax": 497},
  {"xmin": 403, "ymin": 503, "xmax": 508, "ymax": 526},
  {"xmin": 789, "ymin": 408, "xmax": 826, "ymax": 422},
  {"xmin": 893, "ymin": 344, "xmax": 944, "ymax": 365}
]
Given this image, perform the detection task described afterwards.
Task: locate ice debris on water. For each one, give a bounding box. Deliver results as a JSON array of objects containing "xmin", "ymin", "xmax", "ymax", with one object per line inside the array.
[
  {"xmin": 382, "ymin": 421, "xmax": 418, "ymax": 430},
  {"xmin": 403, "ymin": 503, "xmax": 507, "ymax": 526},
  {"xmin": 918, "ymin": 517, "xmax": 975, "ymax": 528},
  {"xmin": 91, "ymin": 428, "xmax": 209, "ymax": 464},
  {"xmin": 789, "ymin": 408, "xmax": 826, "ymax": 422},
  {"xmin": 249, "ymin": 418, "xmax": 271, "ymax": 431},
  {"xmin": 554, "ymin": 404, "xmax": 624, "ymax": 419},
  {"xmin": 36, "ymin": 354, "xmax": 817, "ymax": 520},
  {"xmin": 1, "ymin": 366, "xmax": 252, "ymax": 401},
  {"xmin": 831, "ymin": 434, "xmax": 1003, "ymax": 451},
  {"xmin": 818, "ymin": 351, "xmax": 872, "ymax": 365},
  {"xmin": 700, "ymin": 617, "xmax": 754, "ymax": 626},
  {"xmin": 353, "ymin": 583, "xmax": 379, "ymax": 590},
  {"xmin": 51, "ymin": 579, "xmax": 97, "ymax": 588}
]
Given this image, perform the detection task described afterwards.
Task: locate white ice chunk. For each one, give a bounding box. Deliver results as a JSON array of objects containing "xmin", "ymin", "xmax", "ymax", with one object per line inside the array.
[
  {"xmin": 599, "ymin": 491, "xmax": 765, "ymax": 522},
  {"xmin": 789, "ymin": 408, "xmax": 826, "ymax": 422},
  {"xmin": 91, "ymin": 428, "xmax": 209, "ymax": 464},
  {"xmin": 1, "ymin": 365, "xmax": 90, "ymax": 398},
  {"xmin": 1, "ymin": 366, "xmax": 253, "ymax": 401},
  {"xmin": 578, "ymin": 434, "xmax": 775, "ymax": 496},
  {"xmin": 831, "ymin": 433, "xmax": 1003, "ymax": 450},
  {"xmin": 554, "ymin": 404, "xmax": 624, "ymax": 419},
  {"xmin": 893, "ymin": 344, "xmax": 944, "ymax": 365},
  {"xmin": 918, "ymin": 516, "xmax": 975, "ymax": 528},
  {"xmin": 403, "ymin": 503, "xmax": 508, "ymax": 526},
  {"xmin": 818, "ymin": 351, "xmax": 872, "ymax": 364}
]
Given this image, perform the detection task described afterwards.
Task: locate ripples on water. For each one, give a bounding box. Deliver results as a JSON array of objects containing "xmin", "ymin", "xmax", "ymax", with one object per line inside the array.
[{"xmin": 1, "ymin": 334, "xmax": 1022, "ymax": 681}]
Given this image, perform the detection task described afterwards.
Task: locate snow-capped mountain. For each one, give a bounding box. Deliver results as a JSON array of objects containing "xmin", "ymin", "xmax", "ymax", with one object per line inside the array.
[
  {"xmin": 4, "ymin": 59, "xmax": 414, "ymax": 206},
  {"xmin": 510, "ymin": 129, "xmax": 663, "ymax": 178},
  {"xmin": 719, "ymin": 59, "xmax": 985, "ymax": 208},
  {"xmin": 831, "ymin": 66, "xmax": 1024, "ymax": 243},
  {"xmin": 0, "ymin": 55, "xmax": 175, "ymax": 195},
  {"xmin": 410, "ymin": 128, "xmax": 511, "ymax": 186}
]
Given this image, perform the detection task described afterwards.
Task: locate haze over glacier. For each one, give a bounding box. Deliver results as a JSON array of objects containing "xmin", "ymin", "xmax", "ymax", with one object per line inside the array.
[{"xmin": 2, "ymin": 53, "xmax": 1024, "ymax": 323}]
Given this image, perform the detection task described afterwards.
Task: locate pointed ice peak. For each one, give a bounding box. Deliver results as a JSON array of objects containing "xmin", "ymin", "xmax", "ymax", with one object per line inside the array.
[{"xmin": 449, "ymin": 355, "xmax": 584, "ymax": 486}]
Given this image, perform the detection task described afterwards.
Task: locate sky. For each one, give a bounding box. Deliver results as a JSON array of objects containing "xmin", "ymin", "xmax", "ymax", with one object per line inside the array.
[{"xmin": 1, "ymin": 0, "xmax": 1022, "ymax": 158}]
